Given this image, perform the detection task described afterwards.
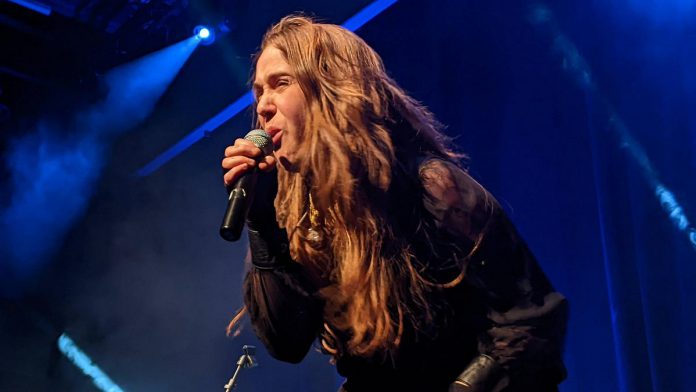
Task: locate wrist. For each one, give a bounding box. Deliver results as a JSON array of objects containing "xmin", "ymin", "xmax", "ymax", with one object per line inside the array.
[
  {"xmin": 245, "ymin": 170, "xmax": 278, "ymax": 230},
  {"xmin": 248, "ymin": 228, "xmax": 291, "ymax": 270}
]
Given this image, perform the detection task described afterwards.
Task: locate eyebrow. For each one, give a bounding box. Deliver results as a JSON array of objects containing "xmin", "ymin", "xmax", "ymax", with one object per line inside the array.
[{"xmin": 252, "ymin": 71, "xmax": 293, "ymax": 93}]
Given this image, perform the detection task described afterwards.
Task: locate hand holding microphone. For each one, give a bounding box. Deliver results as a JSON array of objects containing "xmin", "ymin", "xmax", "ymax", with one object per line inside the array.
[{"xmin": 220, "ymin": 130, "xmax": 276, "ymax": 242}]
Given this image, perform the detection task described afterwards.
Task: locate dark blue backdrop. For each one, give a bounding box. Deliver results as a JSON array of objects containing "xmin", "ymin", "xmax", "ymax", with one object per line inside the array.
[{"xmin": 2, "ymin": 1, "xmax": 695, "ymax": 391}]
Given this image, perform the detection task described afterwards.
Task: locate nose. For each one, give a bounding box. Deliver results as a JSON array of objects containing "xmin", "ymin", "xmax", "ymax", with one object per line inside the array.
[{"xmin": 256, "ymin": 94, "xmax": 276, "ymax": 124}]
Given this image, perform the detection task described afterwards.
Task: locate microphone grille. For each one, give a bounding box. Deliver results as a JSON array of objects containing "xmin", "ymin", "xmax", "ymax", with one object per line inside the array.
[{"xmin": 244, "ymin": 129, "xmax": 273, "ymax": 156}]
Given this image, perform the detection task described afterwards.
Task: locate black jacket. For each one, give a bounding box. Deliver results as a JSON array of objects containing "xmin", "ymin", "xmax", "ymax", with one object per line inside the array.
[{"xmin": 241, "ymin": 157, "xmax": 567, "ymax": 392}]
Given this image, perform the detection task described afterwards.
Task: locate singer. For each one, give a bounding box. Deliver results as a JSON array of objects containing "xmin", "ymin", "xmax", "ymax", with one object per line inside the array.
[{"xmin": 222, "ymin": 15, "xmax": 567, "ymax": 392}]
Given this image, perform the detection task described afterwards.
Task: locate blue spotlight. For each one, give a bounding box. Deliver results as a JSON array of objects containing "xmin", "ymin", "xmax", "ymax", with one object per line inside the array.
[
  {"xmin": 58, "ymin": 334, "xmax": 125, "ymax": 392},
  {"xmin": 0, "ymin": 36, "xmax": 200, "ymax": 296},
  {"xmin": 194, "ymin": 25, "xmax": 215, "ymax": 45},
  {"xmin": 8, "ymin": 0, "xmax": 52, "ymax": 15},
  {"xmin": 136, "ymin": 0, "xmax": 397, "ymax": 176}
]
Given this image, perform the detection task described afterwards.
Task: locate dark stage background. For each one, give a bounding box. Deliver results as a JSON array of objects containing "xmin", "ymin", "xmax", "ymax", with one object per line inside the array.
[{"xmin": 1, "ymin": 0, "xmax": 695, "ymax": 391}]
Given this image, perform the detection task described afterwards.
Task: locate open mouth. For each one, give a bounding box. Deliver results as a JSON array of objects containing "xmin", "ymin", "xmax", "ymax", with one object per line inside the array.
[{"xmin": 272, "ymin": 130, "xmax": 283, "ymax": 150}]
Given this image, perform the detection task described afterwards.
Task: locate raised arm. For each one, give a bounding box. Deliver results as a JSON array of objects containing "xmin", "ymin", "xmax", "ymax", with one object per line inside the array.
[
  {"xmin": 242, "ymin": 171, "xmax": 324, "ymax": 363},
  {"xmin": 222, "ymin": 139, "xmax": 323, "ymax": 363}
]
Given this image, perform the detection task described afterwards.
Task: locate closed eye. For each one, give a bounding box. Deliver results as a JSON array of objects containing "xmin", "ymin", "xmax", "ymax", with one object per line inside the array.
[
  {"xmin": 253, "ymin": 73, "xmax": 295, "ymax": 101},
  {"xmin": 275, "ymin": 77, "xmax": 293, "ymax": 89}
]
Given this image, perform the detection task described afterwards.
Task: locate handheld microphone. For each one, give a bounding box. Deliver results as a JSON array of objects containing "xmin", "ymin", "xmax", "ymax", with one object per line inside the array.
[{"xmin": 220, "ymin": 129, "xmax": 273, "ymax": 242}]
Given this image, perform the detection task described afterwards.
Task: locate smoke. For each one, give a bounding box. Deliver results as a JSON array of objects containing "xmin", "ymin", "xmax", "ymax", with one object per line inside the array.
[{"xmin": 0, "ymin": 37, "xmax": 200, "ymax": 297}]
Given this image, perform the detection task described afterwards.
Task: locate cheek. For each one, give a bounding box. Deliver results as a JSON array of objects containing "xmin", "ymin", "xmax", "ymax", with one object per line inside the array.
[{"xmin": 288, "ymin": 90, "xmax": 308, "ymax": 127}]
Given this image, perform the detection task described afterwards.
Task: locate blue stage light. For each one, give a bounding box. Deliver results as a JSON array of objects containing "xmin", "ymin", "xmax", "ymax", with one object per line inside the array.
[
  {"xmin": 58, "ymin": 334, "xmax": 125, "ymax": 392},
  {"xmin": 137, "ymin": 0, "xmax": 397, "ymax": 176},
  {"xmin": 0, "ymin": 36, "xmax": 200, "ymax": 295},
  {"xmin": 194, "ymin": 25, "xmax": 215, "ymax": 45},
  {"xmin": 8, "ymin": 0, "xmax": 52, "ymax": 15}
]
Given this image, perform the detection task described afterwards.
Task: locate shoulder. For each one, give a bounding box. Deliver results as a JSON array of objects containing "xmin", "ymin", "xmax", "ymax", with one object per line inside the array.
[
  {"xmin": 417, "ymin": 157, "xmax": 498, "ymax": 240},
  {"xmin": 418, "ymin": 157, "xmax": 493, "ymax": 212}
]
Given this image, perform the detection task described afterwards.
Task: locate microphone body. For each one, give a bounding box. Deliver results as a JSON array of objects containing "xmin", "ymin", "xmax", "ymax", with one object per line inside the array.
[{"xmin": 220, "ymin": 130, "xmax": 273, "ymax": 242}]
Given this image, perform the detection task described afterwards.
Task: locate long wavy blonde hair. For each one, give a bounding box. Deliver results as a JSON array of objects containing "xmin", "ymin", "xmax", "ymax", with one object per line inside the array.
[{"xmin": 242, "ymin": 15, "xmax": 463, "ymax": 359}]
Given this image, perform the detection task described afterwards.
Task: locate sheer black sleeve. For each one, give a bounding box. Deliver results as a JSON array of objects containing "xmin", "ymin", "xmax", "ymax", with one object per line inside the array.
[
  {"xmin": 241, "ymin": 171, "xmax": 323, "ymax": 364},
  {"xmin": 243, "ymin": 263, "xmax": 323, "ymax": 363},
  {"xmin": 420, "ymin": 159, "xmax": 568, "ymax": 391}
]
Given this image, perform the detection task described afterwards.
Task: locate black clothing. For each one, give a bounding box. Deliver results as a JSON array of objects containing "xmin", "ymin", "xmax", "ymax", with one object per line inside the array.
[{"xmin": 242, "ymin": 158, "xmax": 567, "ymax": 391}]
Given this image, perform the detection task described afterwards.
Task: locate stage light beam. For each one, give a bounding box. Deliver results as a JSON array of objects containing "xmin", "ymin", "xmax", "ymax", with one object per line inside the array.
[
  {"xmin": 136, "ymin": 0, "xmax": 398, "ymax": 176},
  {"xmin": 58, "ymin": 334, "xmax": 125, "ymax": 392},
  {"xmin": 0, "ymin": 36, "xmax": 202, "ymax": 297}
]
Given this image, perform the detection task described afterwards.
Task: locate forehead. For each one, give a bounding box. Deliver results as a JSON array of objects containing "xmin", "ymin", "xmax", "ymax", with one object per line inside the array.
[{"xmin": 254, "ymin": 46, "xmax": 292, "ymax": 83}]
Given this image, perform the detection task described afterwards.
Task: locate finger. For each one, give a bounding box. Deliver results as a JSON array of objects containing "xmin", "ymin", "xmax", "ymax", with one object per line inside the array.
[
  {"xmin": 224, "ymin": 144, "xmax": 235, "ymax": 157},
  {"xmin": 223, "ymin": 164, "xmax": 250, "ymax": 187},
  {"xmin": 233, "ymin": 138, "xmax": 255, "ymax": 147},
  {"xmin": 225, "ymin": 139, "xmax": 263, "ymax": 158},
  {"xmin": 234, "ymin": 139, "xmax": 262, "ymax": 155},
  {"xmin": 230, "ymin": 145, "xmax": 263, "ymax": 159},
  {"xmin": 258, "ymin": 155, "xmax": 277, "ymax": 172},
  {"xmin": 222, "ymin": 155, "xmax": 257, "ymax": 170},
  {"xmin": 226, "ymin": 138, "xmax": 250, "ymax": 156}
]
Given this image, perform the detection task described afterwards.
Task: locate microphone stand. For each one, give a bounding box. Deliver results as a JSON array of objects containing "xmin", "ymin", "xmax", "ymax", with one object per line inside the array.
[{"xmin": 223, "ymin": 345, "xmax": 258, "ymax": 391}]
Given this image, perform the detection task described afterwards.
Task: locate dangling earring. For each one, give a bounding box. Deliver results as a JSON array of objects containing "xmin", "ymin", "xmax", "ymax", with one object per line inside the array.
[{"xmin": 307, "ymin": 192, "xmax": 323, "ymax": 245}]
